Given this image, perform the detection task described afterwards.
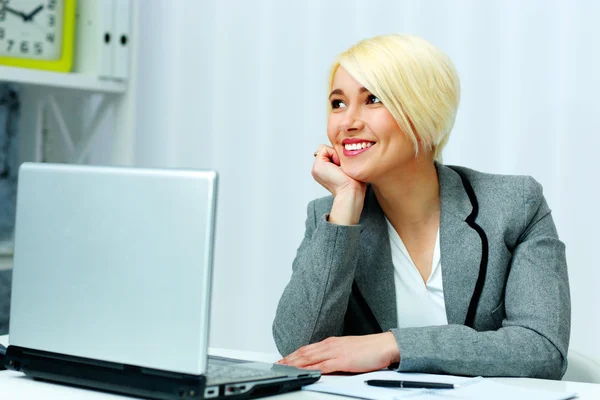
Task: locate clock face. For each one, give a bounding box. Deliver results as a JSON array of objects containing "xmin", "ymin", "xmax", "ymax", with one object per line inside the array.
[{"xmin": 0, "ymin": 0, "xmax": 64, "ymax": 60}]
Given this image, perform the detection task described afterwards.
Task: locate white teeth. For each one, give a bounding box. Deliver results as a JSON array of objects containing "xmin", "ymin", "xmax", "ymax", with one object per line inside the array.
[{"xmin": 344, "ymin": 142, "xmax": 373, "ymax": 151}]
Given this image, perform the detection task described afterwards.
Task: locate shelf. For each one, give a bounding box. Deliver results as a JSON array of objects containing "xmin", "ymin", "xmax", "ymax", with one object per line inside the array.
[{"xmin": 0, "ymin": 65, "xmax": 126, "ymax": 94}]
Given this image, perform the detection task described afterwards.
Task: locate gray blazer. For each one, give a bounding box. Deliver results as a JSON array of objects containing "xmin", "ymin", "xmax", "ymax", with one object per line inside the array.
[{"xmin": 273, "ymin": 163, "xmax": 570, "ymax": 379}]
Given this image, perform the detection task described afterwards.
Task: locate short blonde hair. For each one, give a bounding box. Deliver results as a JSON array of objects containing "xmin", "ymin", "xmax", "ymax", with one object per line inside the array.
[{"xmin": 330, "ymin": 34, "xmax": 460, "ymax": 162}]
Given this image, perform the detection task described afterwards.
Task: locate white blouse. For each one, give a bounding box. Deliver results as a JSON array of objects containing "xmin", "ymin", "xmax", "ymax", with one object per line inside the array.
[{"xmin": 385, "ymin": 218, "xmax": 448, "ymax": 328}]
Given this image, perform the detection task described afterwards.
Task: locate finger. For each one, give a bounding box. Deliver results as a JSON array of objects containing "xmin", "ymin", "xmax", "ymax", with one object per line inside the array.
[
  {"xmin": 281, "ymin": 343, "xmax": 334, "ymax": 367},
  {"xmin": 279, "ymin": 350, "xmax": 304, "ymax": 365},
  {"xmin": 280, "ymin": 339, "xmax": 327, "ymax": 364},
  {"xmin": 315, "ymin": 144, "xmax": 336, "ymax": 162},
  {"xmin": 282, "ymin": 349, "xmax": 327, "ymax": 367},
  {"xmin": 279, "ymin": 346, "xmax": 308, "ymax": 364},
  {"xmin": 303, "ymin": 359, "xmax": 340, "ymax": 374},
  {"xmin": 331, "ymin": 150, "xmax": 341, "ymax": 166}
]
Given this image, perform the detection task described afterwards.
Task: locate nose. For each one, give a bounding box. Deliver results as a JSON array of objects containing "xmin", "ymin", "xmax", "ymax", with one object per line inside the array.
[{"xmin": 339, "ymin": 107, "xmax": 365, "ymax": 132}]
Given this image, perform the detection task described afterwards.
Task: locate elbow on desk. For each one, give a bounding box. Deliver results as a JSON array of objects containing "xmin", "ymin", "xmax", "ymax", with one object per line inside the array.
[
  {"xmin": 492, "ymin": 345, "xmax": 567, "ymax": 380},
  {"xmin": 539, "ymin": 352, "xmax": 568, "ymax": 381},
  {"xmin": 525, "ymin": 335, "xmax": 569, "ymax": 380},
  {"xmin": 513, "ymin": 355, "xmax": 566, "ymax": 381}
]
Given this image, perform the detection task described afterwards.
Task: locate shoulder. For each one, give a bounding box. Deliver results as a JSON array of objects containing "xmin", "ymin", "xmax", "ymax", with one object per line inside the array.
[
  {"xmin": 445, "ymin": 164, "xmax": 543, "ymax": 207},
  {"xmin": 444, "ymin": 165, "xmax": 549, "ymax": 244}
]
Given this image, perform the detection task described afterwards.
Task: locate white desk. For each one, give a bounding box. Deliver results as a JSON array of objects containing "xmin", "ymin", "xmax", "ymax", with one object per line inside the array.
[{"xmin": 2, "ymin": 335, "xmax": 599, "ymax": 399}]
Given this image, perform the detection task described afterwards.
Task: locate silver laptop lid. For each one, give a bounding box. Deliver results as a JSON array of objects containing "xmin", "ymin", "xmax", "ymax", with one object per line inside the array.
[{"xmin": 9, "ymin": 163, "xmax": 218, "ymax": 375}]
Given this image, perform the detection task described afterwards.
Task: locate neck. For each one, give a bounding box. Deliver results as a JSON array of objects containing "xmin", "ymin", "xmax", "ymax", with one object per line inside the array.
[{"xmin": 372, "ymin": 158, "xmax": 440, "ymax": 226}]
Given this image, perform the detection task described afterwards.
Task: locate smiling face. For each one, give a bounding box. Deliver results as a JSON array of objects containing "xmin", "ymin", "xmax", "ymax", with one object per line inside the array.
[{"xmin": 327, "ymin": 66, "xmax": 428, "ymax": 183}]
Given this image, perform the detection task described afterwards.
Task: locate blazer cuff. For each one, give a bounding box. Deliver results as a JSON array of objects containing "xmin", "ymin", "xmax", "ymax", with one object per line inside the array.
[
  {"xmin": 390, "ymin": 328, "xmax": 426, "ymax": 372},
  {"xmin": 320, "ymin": 213, "xmax": 362, "ymax": 228},
  {"xmin": 313, "ymin": 213, "xmax": 362, "ymax": 271}
]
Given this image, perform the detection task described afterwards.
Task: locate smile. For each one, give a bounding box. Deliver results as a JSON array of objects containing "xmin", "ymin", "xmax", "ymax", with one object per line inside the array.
[{"xmin": 343, "ymin": 141, "xmax": 375, "ymax": 157}]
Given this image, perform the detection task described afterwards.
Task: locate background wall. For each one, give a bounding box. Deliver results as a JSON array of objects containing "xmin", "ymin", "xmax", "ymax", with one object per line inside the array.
[{"xmin": 132, "ymin": 0, "xmax": 600, "ymax": 361}]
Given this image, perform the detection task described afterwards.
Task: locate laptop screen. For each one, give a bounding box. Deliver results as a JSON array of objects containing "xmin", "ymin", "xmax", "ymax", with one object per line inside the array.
[{"xmin": 9, "ymin": 163, "xmax": 218, "ymax": 375}]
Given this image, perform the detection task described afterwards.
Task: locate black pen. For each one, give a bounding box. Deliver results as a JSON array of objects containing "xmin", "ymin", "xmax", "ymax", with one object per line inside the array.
[{"xmin": 365, "ymin": 379, "xmax": 455, "ymax": 389}]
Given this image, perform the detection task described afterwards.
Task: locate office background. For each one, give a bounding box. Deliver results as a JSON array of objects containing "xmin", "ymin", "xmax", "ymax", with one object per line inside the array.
[
  {"xmin": 1, "ymin": 0, "xmax": 599, "ymax": 364},
  {"xmin": 129, "ymin": 0, "xmax": 599, "ymax": 361}
]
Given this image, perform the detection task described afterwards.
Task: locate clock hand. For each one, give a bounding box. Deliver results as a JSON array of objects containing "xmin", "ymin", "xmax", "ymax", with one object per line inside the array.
[
  {"xmin": 24, "ymin": 5, "xmax": 44, "ymax": 21},
  {"xmin": 2, "ymin": 5, "xmax": 28, "ymax": 21}
]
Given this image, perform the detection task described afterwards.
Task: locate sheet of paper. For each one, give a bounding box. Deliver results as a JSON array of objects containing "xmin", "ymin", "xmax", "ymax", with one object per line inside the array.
[{"xmin": 302, "ymin": 371, "xmax": 577, "ymax": 400}]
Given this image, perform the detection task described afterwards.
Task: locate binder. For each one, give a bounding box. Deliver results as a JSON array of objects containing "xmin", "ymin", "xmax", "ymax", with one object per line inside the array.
[
  {"xmin": 73, "ymin": 0, "xmax": 131, "ymax": 81},
  {"xmin": 73, "ymin": 0, "xmax": 115, "ymax": 78},
  {"xmin": 113, "ymin": 0, "xmax": 131, "ymax": 80}
]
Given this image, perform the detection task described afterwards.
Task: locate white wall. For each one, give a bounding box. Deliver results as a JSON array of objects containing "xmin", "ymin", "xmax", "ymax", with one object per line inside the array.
[{"xmin": 133, "ymin": 0, "xmax": 600, "ymax": 361}]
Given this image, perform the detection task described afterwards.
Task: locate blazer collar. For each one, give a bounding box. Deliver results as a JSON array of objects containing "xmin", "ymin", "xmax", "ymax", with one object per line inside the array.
[
  {"xmin": 437, "ymin": 163, "xmax": 473, "ymax": 221},
  {"xmin": 437, "ymin": 164, "xmax": 484, "ymax": 325},
  {"xmin": 353, "ymin": 163, "xmax": 484, "ymax": 330}
]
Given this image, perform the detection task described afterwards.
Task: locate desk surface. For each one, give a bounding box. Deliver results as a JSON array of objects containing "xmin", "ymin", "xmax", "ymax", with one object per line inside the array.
[{"xmin": 2, "ymin": 335, "xmax": 600, "ymax": 399}]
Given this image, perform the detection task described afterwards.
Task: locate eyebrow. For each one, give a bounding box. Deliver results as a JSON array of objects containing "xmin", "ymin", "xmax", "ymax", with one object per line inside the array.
[{"xmin": 329, "ymin": 87, "xmax": 371, "ymax": 99}]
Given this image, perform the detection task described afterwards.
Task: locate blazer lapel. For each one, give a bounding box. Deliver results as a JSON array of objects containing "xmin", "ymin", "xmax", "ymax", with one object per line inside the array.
[
  {"xmin": 353, "ymin": 164, "xmax": 483, "ymax": 330},
  {"xmin": 437, "ymin": 164, "xmax": 483, "ymax": 325},
  {"xmin": 354, "ymin": 187, "xmax": 397, "ymax": 332}
]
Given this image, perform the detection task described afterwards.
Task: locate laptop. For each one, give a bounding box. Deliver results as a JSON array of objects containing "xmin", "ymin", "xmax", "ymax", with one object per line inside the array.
[{"xmin": 4, "ymin": 163, "xmax": 320, "ymax": 399}]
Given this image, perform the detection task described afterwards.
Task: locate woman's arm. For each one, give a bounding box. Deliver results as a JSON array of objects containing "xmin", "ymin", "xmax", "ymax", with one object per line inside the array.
[
  {"xmin": 274, "ymin": 143, "xmax": 366, "ymax": 357},
  {"xmin": 272, "ymin": 194, "xmax": 364, "ymax": 357}
]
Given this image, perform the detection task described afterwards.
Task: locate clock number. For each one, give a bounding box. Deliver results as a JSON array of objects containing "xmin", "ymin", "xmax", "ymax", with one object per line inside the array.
[
  {"xmin": 47, "ymin": 0, "xmax": 56, "ymax": 11},
  {"xmin": 49, "ymin": 14, "xmax": 55, "ymax": 27},
  {"xmin": 0, "ymin": 28, "xmax": 4, "ymax": 40},
  {"xmin": 34, "ymin": 42, "xmax": 43, "ymax": 55},
  {"xmin": 0, "ymin": 0, "xmax": 9, "ymax": 5},
  {"xmin": 7, "ymin": 39, "xmax": 13, "ymax": 52},
  {"xmin": 46, "ymin": 33, "xmax": 55, "ymax": 43},
  {"xmin": 20, "ymin": 41, "xmax": 29, "ymax": 54},
  {"xmin": 0, "ymin": 9, "xmax": 6, "ymax": 22}
]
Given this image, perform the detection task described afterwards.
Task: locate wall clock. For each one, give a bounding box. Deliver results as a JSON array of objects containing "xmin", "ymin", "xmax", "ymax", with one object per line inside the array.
[{"xmin": 0, "ymin": 0, "xmax": 76, "ymax": 72}]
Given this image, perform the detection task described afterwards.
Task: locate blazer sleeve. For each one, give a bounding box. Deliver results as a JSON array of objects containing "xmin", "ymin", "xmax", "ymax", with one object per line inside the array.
[
  {"xmin": 272, "ymin": 199, "xmax": 362, "ymax": 357},
  {"xmin": 391, "ymin": 176, "xmax": 571, "ymax": 379}
]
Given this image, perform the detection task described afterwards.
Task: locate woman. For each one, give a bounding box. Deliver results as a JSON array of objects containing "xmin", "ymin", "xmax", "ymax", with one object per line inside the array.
[{"xmin": 272, "ymin": 34, "xmax": 570, "ymax": 379}]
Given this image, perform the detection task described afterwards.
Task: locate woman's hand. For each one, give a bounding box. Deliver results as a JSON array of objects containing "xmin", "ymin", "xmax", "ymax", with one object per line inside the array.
[
  {"xmin": 277, "ymin": 332, "xmax": 400, "ymax": 374},
  {"xmin": 312, "ymin": 145, "xmax": 364, "ymax": 197},
  {"xmin": 312, "ymin": 144, "xmax": 366, "ymax": 225}
]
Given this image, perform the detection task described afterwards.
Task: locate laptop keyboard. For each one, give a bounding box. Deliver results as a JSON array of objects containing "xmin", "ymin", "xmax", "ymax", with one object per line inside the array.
[{"xmin": 206, "ymin": 357, "xmax": 285, "ymax": 385}]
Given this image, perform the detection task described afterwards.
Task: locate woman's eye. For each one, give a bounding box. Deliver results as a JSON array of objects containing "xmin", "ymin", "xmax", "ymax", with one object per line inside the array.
[
  {"xmin": 367, "ymin": 95, "xmax": 381, "ymax": 104},
  {"xmin": 331, "ymin": 99, "xmax": 347, "ymax": 109}
]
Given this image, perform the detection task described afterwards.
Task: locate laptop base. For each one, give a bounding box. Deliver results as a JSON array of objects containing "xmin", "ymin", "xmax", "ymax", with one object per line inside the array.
[
  {"xmin": 5, "ymin": 345, "xmax": 206, "ymax": 400},
  {"xmin": 5, "ymin": 345, "xmax": 320, "ymax": 399}
]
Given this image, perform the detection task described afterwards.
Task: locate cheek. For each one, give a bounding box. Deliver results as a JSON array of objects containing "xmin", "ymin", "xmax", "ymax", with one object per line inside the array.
[
  {"xmin": 377, "ymin": 110, "xmax": 401, "ymax": 132},
  {"xmin": 372, "ymin": 112, "xmax": 404, "ymax": 142},
  {"xmin": 326, "ymin": 115, "xmax": 339, "ymax": 142}
]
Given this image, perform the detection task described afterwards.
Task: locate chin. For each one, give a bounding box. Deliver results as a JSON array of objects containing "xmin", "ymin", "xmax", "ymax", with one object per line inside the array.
[{"xmin": 340, "ymin": 164, "xmax": 370, "ymax": 184}]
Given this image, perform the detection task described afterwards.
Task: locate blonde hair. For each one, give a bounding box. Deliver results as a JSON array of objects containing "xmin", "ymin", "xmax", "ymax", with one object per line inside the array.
[{"xmin": 329, "ymin": 34, "xmax": 460, "ymax": 162}]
